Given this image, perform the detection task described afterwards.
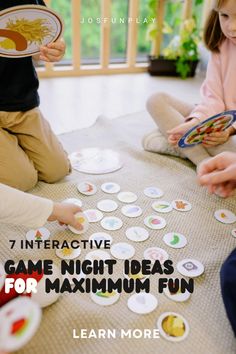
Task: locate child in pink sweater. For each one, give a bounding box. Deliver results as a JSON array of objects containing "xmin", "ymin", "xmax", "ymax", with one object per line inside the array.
[{"xmin": 143, "ymin": 0, "xmax": 236, "ymax": 166}]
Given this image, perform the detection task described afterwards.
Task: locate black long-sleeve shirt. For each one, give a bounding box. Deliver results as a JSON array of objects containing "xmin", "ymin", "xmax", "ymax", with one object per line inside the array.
[{"xmin": 0, "ymin": 0, "xmax": 46, "ymax": 111}]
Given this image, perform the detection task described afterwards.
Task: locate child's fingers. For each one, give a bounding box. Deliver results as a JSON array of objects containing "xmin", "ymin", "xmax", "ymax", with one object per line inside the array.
[
  {"xmin": 167, "ymin": 135, "xmax": 175, "ymax": 143},
  {"xmin": 197, "ymin": 157, "xmax": 217, "ymax": 178},
  {"xmin": 202, "ymin": 138, "xmax": 226, "ymax": 146},
  {"xmin": 202, "ymin": 141, "xmax": 219, "ymax": 147},
  {"xmin": 72, "ymin": 205, "xmax": 82, "ymax": 213},
  {"xmin": 168, "ymin": 136, "xmax": 178, "ymax": 146},
  {"xmin": 40, "ymin": 52, "xmax": 62, "ymax": 61},
  {"xmin": 203, "ymin": 136, "xmax": 220, "ymax": 142},
  {"xmin": 168, "ymin": 133, "xmax": 181, "ymax": 141},
  {"xmin": 207, "ymin": 184, "xmax": 215, "ymax": 194},
  {"xmin": 215, "ymin": 184, "xmax": 233, "ymax": 198},
  {"xmin": 40, "ymin": 54, "xmax": 62, "ymax": 62},
  {"xmin": 208, "ymin": 131, "xmax": 228, "ymax": 138},
  {"xmin": 221, "ymin": 181, "xmax": 236, "ymax": 197},
  {"xmin": 71, "ymin": 218, "xmax": 83, "ymax": 230},
  {"xmin": 167, "ymin": 127, "xmax": 181, "ymax": 135},
  {"xmin": 198, "ymin": 155, "xmax": 236, "ymax": 181},
  {"xmin": 199, "ymin": 168, "xmax": 231, "ymax": 186},
  {"xmin": 39, "ymin": 55, "xmax": 50, "ymax": 62},
  {"xmin": 202, "ymin": 131, "xmax": 229, "ymax": 146},
  {"xmin": 41, "ymin": 48, "xmax": 62, "ymax": 57},
  {"xmin": 39, "ymin": 46, "xmax": 64, "ymax": 62},
  {"xmin": 47, "ymin": 41, "xmax": 65, "ymax": 51},
  {"xmin": 205, "ymin": 184, "xmax": 212, "ymax": 193},
  {"xmin": 196, "ymin": 157, "xmax": 212, "ymax": 177}
]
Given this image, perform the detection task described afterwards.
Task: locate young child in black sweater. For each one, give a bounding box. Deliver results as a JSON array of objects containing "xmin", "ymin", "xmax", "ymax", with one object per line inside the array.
[{"xmin": 0, "ymin": 0, "xmax": 70, "ymax": 191}]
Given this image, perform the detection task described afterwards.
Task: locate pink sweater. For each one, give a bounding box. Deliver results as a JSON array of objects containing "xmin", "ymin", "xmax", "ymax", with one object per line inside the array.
[{"xmin": 190, "ymin": 38, "xmax": 236, "ymax": 123}]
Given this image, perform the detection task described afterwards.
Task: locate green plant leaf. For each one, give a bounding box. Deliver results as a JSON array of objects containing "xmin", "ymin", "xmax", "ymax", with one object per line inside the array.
[{"xmin": 195, "ymin": 0, "xmax": 204, "ymax": 5}]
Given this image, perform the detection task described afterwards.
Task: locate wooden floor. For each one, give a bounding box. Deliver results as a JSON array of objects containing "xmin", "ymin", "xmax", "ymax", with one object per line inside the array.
[{"xmin": 39, "ymin": 72, "xmax": 204, "ymax": 135}]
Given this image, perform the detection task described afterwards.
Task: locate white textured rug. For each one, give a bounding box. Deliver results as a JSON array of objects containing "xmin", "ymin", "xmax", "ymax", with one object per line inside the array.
[{"xmin": 1, "ymin": 112, "xmax": 236, "ymax": 354}]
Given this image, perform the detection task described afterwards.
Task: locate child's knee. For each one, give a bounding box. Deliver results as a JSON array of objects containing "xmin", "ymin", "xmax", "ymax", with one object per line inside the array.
[
  {"xmin": 146, "ymin": 92, "xmax": 169, "ymax": 114},
  {"xmin": 0, "ymin": 167, "xmax": 38, "ymax": 192},
  {"xmin": 20, "ymin": 170, "xmax": 38, "ymax": 191},
  {"xmin": 40, "ymin": 153, "xmax": 71, "ymax": 183}
]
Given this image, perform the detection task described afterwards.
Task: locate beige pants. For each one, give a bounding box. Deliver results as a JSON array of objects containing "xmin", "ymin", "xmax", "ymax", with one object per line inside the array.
[
  {"xmin": 0, "ymin": 108, "xmax": 71, "ymax": 191},
  {"xmin": 147, "ymin": 92, "xmax": 236, "ymax": 165}
]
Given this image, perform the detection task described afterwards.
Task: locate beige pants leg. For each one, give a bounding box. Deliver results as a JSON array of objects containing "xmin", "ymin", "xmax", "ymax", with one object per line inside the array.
[
  {"xmin": 146, "ymin": 92, "xmax": 211, "ymax": 166},
  {"xmin": 0, "ymin": 127, "xmax": 38, "ymax": 191},
  {"xmin": 0, "ymin": 108, "xmax": 71, "ymax": 191}
]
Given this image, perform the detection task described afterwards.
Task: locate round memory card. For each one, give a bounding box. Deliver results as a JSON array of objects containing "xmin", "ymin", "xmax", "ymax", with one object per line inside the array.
[
  {"xmin": 127, "ymin": 293, "xmax": 158, "ymax": 314},
  {"xmin": 0, "ymin": 297, "xmax": 42, "ymax": 352},
  {"xmin": 69, "ymin": 148, "xmax": 123, "ymax": 174},
  {"xmin": 110, "ymin": 242, "xmax": 135, "ymax": 260},
  {"xmin": 90, "ymin": 289, "xmax": 120, "ymax": 306},
  {"xmin": 89, "ymin": 232, "xmax": 113, "ymax": 247},
  {"xmin": 125, "ymin": 226, "xmax": 149, "ymax": 242},
  {"xmin": 85, "ymin": 250, "xmax": 111, "ymax": 263},
  {"xmin": 100, "ymin": 216, "xmax": 123, "ymax": 231},
  {"xmin": 163, "ymin": 287, "xmax": 191, "ymax": 303},
  {"xmin": 144, "ymin": 187, "xmax": 164, "ymax": 199},
  {"xmin": 101, "ymin": 182, "xmax": 121, "ymax": 194},
  {"xmin": 0, "ymin": 262, "xmax": 6, "ymax": 291},
  {"xmin": 143, "ymin": 247, "xmax": 169, "ymax": 264},
  {"xmin": 84, "ymin": 209, "xmax": 103, "ymax": 223},
  {"xmin": 97, "ymin": 199, "xmax": 118, "ymax": 212},
  {"xmin": 172, "ymin": 200, "xmax": 192, "ymax": 212},
  {"xmin": 178, "ymin": 111, "xmax": 236, "ymax": 148},
  {"xmin": 117, "ymin": 192, "xmax": 138, "ymax": 203},
  {"xmin": 77, "ymin": 181, "xmax": 97, "ymax": 196},
  {"xmin": 68, "ymin": 212, "xmax": 89, "ymax": 234},
  {"xmin": 63, "ymin": 198, "xmax": 83, "ymax": 207},
  {"xmin": 121, "ymin": 205, "xmax": 143, "ymax": 218},
  {"xmin": 26, "ymin": 227, "xmax": 50, "ymax": 242},
  {"xmin": 163, "ymin": 232, "xmax": 187, "ymax": 249},
  {"xmin": 56, "ymin": 245, "xmax": 81, "ymax": 260},
  {"xmin": 144, "ymin": 215, "xmax": 166, "ymax": 230},
  {"xmin": 157, "ymin": 312, "xmax": 189, "ymax": 342},
  {"xmin": 214, "ymin": 209, "xmax": 236, "ymax": 224},
  {"xmin": 152, "ymin": 201, "xmax": 173, "ymax": 213},
  {"xmin": 177, "ymin": 258, "xmax": 204, "ymax": 278},
  {"xmin": 0, "ymin": 5, "xmax": 64, "ymax": 59}
]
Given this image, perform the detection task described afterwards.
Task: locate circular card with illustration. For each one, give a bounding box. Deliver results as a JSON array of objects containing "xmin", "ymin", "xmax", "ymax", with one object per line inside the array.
[
  {"xmin": 127, "ymin": 293, "xmax": 158, "ymax": 315},
  {"xmin": 157, "ymin": 312, "xmax": 189, "ymax": 342},
  {"xmin": 0, "ymin": 297, "xmax": 42, "ymax": 352},
  {"xmin": 91, "ymin": 289, "xmax": 120, "ymax": 306},
  {"xmin": 26, "ymin": 227, "xmax": 50, "ymax": 242},
  {"xmin": 178, "ymin": 111, "xmax": 236, "ymax": 148},
  {"xmin": 0, "ymin": 5, "xmax": 63, "ymax": 58},
  {"xmin": 69, "ymin": 148, "xmax": 123, "ymax": 174}
]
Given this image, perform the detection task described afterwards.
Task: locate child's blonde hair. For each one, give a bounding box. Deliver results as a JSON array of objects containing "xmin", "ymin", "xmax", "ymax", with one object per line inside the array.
[{"xmin": 204, "ymin": 0, "xmax": 227, "ymax": 52}]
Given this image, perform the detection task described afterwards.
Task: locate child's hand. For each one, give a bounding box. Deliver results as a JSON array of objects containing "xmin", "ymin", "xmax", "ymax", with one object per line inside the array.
[
  {"xmin": 39, "ymin": 38, "xmax": 66, "ymax": 62},
  {"xmin": 47, "ymin": 203, "xmax": 83, "ymax": 231},
  {"xmin": 202, "ymin": 127, "xmax": 234, "ymax": 147},
  {"xmin": 197, "ymin": 152, "xmax": 236, "ymax": 197},
  {"xmin": 167, "ymin": 119, "xmax": 199, "ymax": 146}
]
